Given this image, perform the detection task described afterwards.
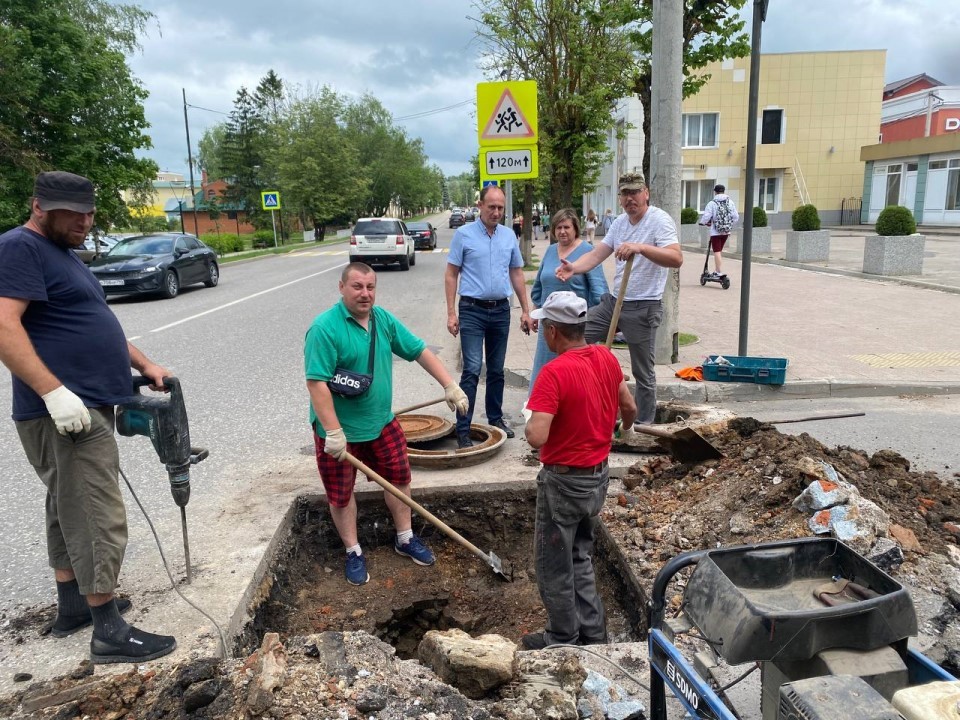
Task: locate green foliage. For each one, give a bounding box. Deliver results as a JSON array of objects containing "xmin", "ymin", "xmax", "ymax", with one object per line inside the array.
[
  {"xmin": 752, "ymin": 206, "xmax": 768, "ymax": 228},
  {"xmin": 253, "ymin": 230, "xmax": 275, "ymax": 244},
  {"xmin": 0, "ymin": 0, "xmax": 157, "ymax": 231},
  {"xmin": 875, "ymin": 206, "xmax": 917, "ymax": 236},
  {"xmin": 475, "ymin": 0, "xmax": 639, "ymax": 210},
  {"xmin": 201, "ymin": 233, "xmax": 244, "ymax": 255},
  {"xmin": 791, "ymin": 204, "xmax": 821, "ymax": 232},
  {"xmin": 680, "ymin": 207, "xmax": 699, "ymax": 224}
]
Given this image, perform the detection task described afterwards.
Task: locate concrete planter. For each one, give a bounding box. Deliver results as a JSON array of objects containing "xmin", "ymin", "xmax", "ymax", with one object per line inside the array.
[
  {"xmin": 680, "ymin": 224, "xmax": 700, "ymax": 246},
  {"xmin": 735, "ymin": 226, "xmax": 772, "ymax": 254},
  {"xmin": 862, "ymin": 234, "xmax": 925, "ymax": 275},
  {"xmin": 785, "ymin": 229, "xmax": 830, "ymax": 262},
  {"xmin": 698, "ymin": 225, "xmax": 712, "ymax": 249}
]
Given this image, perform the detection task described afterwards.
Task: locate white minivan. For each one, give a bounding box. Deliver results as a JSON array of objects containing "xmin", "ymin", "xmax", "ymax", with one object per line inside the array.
[{"xmin": 349, "ymin": 218, "xmax": 415, "ymax": 271}]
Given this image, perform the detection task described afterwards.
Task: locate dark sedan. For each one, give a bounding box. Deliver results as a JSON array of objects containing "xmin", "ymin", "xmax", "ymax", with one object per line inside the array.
[
  {"xmin": 89, "ymin": 233, "xmax": 219, "ymax": 299},
  {"xmin": 449, "ymin": 212, "xmax": 465, "ymax": 229},
  {"xmin": 407, "ymin": 221, "xmax": 437, "ymax": 250}
]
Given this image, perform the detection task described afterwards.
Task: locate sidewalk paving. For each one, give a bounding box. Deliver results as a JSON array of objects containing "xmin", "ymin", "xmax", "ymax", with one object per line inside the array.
[{"xmin": 504, "ymin": 227, "xmax": 960, "ymax": 403}]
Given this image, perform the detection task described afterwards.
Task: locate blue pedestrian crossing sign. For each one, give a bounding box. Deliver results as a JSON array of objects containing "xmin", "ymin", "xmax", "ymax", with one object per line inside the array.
[
  {"xmin": 482, "ymin": 180, "xmax": 499, "ymax": 188},
  {"xmin": 261, "ymin": 191, "xmax": 281, "ymax": 211}
]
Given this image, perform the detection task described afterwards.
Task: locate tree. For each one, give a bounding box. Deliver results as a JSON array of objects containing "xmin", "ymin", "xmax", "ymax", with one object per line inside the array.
[
  {"xmin": 220, "ymin": 87, "xmax": 268, "ymax": 229},
  {"xmin": 0, "ymin": 0, "xmax": 157, "ymax": 231},
  {"xmin": 629, "ymin": 0, "xmax": 750, "ymax": 181},
  {"xmin": 474, "ymin": 0, "xmax": 640, "ymax": 211}
]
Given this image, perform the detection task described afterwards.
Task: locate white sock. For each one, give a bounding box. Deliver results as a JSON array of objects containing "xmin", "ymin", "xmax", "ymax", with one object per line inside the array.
[
  {"xmin": 396, "ymin": 530, "xmax": 413, "ymax": 546},
  {"xmin": 346, "ymin": 544, "xmax": 361, "ymax": 556}
]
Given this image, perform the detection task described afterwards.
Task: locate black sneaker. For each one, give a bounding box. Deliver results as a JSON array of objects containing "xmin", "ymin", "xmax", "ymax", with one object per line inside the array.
[
  {"xmin": 50, "ymin": 597, "xmax": 132, "ymax": 638},
  {"xmin": 491, "ymin": 418, "xmax": 515, "ymax": 439},
  {"xmin": 90, "ymin": 626, "xmax": 177, "ymax": 664},
  {"xmin": 457, "ymin": 432, "xmax": 474, "ymax": 449},
  {"xmin": 521, "ymin": 632, "xmax": 551, "ymax": 650},
  {"xmin": 577, "ymin": 634, "xmax": 608, "ymax": 646}
]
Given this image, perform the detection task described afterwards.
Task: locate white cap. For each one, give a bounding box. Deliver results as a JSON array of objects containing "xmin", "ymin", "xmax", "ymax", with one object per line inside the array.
[{"xmin": 530, "ymin": 291, "xmax": 588, "ymax": 323}]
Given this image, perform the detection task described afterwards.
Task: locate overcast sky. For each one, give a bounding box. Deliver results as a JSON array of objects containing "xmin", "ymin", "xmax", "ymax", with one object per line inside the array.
[{"xmin": 125, "ymin": 0, "xmax": 959, "ymax": 180}]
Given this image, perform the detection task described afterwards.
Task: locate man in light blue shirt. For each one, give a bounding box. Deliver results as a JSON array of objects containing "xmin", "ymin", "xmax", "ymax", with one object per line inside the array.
[{"xmin": 445, "ymin": 185, "xmax": 532, "ymax": 447}]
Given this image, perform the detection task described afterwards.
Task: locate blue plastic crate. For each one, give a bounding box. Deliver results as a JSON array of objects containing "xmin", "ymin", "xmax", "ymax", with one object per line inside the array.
[{"xmin": 702, "ymin": 355, "xmax": 788, "ymax": 385}]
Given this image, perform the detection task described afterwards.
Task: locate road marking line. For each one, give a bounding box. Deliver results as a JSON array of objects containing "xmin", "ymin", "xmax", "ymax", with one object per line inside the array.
[{"xmin": 149, "ymin": 263, "xmax": 346, "ymax": 334}]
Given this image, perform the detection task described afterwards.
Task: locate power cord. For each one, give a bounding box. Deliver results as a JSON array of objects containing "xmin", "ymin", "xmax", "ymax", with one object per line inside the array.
[{"xmin": 119, "ymin": 467, "xmax": 228, "ymax": 659}]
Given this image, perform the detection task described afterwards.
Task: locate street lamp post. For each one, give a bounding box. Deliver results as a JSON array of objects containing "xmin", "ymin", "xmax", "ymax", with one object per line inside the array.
[{"xmin": 170, "ymin": 181, "xmax": 187, "ymax": 234}]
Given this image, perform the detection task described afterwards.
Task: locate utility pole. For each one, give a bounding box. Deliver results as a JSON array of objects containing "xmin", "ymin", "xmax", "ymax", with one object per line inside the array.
[
  {"xmin": 738, "ymin": 0, "xmax": 770, "ymax": 355},
  {"xmin": 183, "ymin": 88, "xmax": 200, "ymax": 237},
  {"xmin": 650, "ymin": 0, "xmax": 683, "ymax": 364}
]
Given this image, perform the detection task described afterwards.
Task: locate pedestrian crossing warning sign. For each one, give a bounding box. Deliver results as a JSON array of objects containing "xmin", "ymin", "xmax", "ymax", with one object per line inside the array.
[
  {"xmin": 477, "ymin": 80, "xmax": 537, "ymax": 146},
  {"xmin": 261, "ymin": 191, "xmax": 281, "ymax": 210}
]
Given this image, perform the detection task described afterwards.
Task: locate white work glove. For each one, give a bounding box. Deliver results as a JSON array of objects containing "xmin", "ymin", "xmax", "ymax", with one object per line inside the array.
[
  {"xmin": 42, "ymin": 386, "xmax": 91, "ymax": 435},
  {"xmin": 619, "ymin": 423, "xmax": 636, "ymax": 441},
  {"xmin": 323, "ymin": 428, "xmax": 348, "ymax": 461},
  {"xmin": 444, "ymin": 383, "xmax": 470, "ymax": 416}
]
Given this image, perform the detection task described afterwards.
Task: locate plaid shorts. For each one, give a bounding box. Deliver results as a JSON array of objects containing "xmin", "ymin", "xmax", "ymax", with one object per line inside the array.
[{"xmin": 314, "ymin": 417, "xmax": 411, "ymax": 507}]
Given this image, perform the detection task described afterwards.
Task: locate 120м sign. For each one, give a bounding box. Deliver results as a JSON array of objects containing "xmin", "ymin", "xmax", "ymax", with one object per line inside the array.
[{"xmin": 480, "ymin": 147, "xmax": 539, "ymax": 180}]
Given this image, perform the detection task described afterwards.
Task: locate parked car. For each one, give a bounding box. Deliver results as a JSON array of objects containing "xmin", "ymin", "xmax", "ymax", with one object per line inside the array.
[
  {"xmin": 407, "ymin": 221, "xmax": 437, "ymax": 251},
  {"xmin": 72, "ymin": 233, "xmax": 120, "ymax": 264},
  {"xmin": 349, "ymin": 218, "xmax": 415, "ymax": 270},
  {"xmin": 89, "ymin": 233, "xmax": 219, "ymax": 299},
  {"xmin": 449, "ymin": 212, "xmax": 465, "ymax": 229}
]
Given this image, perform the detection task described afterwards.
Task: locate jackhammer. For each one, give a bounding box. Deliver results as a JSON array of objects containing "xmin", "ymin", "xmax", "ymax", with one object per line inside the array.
[{"xmin": 116, "ymin": 376, "xmax": 207, "ymax": 583}]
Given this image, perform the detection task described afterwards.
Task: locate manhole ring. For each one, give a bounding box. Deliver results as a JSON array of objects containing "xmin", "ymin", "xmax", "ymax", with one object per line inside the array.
[
  {"xmin": 406, "ymin": 423, "xmax": 506, "ymax": 468},
  {"xmin": 397, "ymin": 413, "xmax": 454, "ymax": 443}
]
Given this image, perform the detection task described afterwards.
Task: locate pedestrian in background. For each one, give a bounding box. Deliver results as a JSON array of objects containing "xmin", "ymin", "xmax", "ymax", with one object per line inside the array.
[
  {"xmin": 529, "ymin": 208, "xmax": 607, "ymax": 391},
  {"xmin": 522, "ymin": 291, "xmax": 637, "ymax": 650},
  {"xmin": 699, "ymin": 184, "xmax": 740, "ymax": 279},
  {"xmin": 531, "ymin": 211, "xmax": 541, "ymax": 244},
  {"xmin": 445, "ymin": 185, "xmax": 532, "ymax": 448},
  {"xmin": 556, "ymin": 173, "xmax": 683, "ymax": 426},
  {"xmin": 306, "ymin": 262, "xmax": 468, "ymax": 585},
  {"xmin": 0, "ymin": 171, "xmax": 178, "ymax": 664},
  {"xmin": 512, "ymin": 211, "xmax": 523, "ymax": 240},
  {"xmin": 601, "ymin": 209, "xmax": 614, "ymax": 236},
  {"xmin": 585, "ymin": 209, "xmax": 598, "ymax": 242}
]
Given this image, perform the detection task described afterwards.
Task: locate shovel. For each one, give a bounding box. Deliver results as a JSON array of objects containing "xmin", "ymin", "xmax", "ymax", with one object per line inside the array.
[
  {"xmin": 343, "ymin": 452, "xmax": 512, "ymax": 581},
  {"xmin": 604, "ymin": 254, "xmax": 723, "ymax": 463},
  {"xmin": 394, "ymin": 397, "xmax": 446, "ymax": 415}
]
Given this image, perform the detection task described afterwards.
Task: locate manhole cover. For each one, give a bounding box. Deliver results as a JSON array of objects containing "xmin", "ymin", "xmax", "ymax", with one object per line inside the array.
[
  {"xmin": 397, "ymin": 413, "xmax": 454, "ymax": 442},
  {"xmin": 406, "ymin": 423, "xmax": 506, "ymax": 468}
]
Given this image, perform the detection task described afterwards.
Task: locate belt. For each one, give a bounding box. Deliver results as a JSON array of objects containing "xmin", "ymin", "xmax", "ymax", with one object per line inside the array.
[
  {"xmin": 544, "ymin": 460, "xmax": 608, "ymax": 475},
  {"xmin": 460, "ymin": 296, "xmax": 509, "ymax": 308}
]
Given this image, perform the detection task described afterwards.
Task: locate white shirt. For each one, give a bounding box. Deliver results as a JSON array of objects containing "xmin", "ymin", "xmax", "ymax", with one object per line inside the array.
[
  {"xmin": 602, "ymin": 206, "xmax": 679, "ymax": 301},
  {"xmin": 699, "ymin": 194, "xmax": 740, "ymax": 237}
]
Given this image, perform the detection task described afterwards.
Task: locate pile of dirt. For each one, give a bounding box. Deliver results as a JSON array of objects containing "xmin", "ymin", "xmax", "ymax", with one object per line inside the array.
[{"xmin": 602, "ymin": 418, "xmax": 960, "ymax": 587}]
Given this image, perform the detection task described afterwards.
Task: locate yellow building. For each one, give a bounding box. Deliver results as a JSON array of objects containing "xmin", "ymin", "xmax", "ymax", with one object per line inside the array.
[{"xmin": 680, "ymin": 50, "xmax": 886, "ymax": 228}]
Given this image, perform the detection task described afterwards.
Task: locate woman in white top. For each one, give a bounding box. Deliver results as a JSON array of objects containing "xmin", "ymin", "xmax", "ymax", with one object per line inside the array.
[{"xmin": 584, "ymin": 209, "xmax": 598, "ymax": 242}]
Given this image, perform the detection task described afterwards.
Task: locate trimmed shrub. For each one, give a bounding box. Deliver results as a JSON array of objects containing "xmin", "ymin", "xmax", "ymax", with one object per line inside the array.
[
  {"xmin": 201, "ymin": 233, "xmax": 244, "ymax": 255},
  {"xmin": 875, "ymin": 205, "xmax": 917, "ymax": 236},
  {"xmin": 752, "ymin": 206, "xmax": 768, "ymax": 228},
  {"xmin": 680, "ymin": 207, "xmax": 699, "ymax": 225},
  {"xmin": 253, "ymin": 230, "xmax": 275, "ymax": 245},
  {"xmin": 791, "ymin": 204, "xmax": 821, "ymax": 232}
]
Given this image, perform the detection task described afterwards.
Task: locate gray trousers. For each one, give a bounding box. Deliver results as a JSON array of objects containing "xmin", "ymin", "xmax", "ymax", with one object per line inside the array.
[
  {"xmin": 16, "ymin": 407, "xmax": 127, "ymax": 595},
  {"xmin": 534, "ymin": 466, "xmax": 608, "ymax": 645},
  {"xmin": 585, "ymin": 293, "xmax": 663, "ymax": 425}
]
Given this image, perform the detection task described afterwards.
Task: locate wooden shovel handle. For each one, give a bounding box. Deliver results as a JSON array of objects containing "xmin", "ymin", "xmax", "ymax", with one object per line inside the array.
[
  {"xmin": 342, "ymin": 452, "xmax": 489, "ymax": 562},
  {"xmin": 394, "ymin": 396, "xmax": 446, "ymax": 416},
  {"xmin": 605, "ymin": 255, "xmax": 635, "ymax": 348},
  {"xmin": 768, "ymin": 412, "xmax": 866, "ymax": 424}
]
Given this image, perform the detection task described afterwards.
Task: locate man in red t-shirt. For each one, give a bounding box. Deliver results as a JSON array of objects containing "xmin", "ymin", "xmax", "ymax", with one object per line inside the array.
[{"xmin": 522, "ymin": 291, "xmax": 637, "ymax": 650}]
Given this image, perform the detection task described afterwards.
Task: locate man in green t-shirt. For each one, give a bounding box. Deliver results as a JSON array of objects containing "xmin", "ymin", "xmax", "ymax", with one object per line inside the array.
[{"xmin": 305, "ymin": 262, "xmax": 468, "ymax": 586}]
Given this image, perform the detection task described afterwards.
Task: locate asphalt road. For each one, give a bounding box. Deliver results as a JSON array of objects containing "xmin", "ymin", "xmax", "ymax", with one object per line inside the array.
[{"xmin": 0, "ymin": 216, "xmax": 460, "ymax": 615}]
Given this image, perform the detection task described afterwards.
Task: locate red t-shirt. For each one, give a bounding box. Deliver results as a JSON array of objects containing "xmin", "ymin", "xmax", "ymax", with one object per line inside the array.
[{"xmin": 527, "ymin": 345, "xmax": 623, "ymax": 466}]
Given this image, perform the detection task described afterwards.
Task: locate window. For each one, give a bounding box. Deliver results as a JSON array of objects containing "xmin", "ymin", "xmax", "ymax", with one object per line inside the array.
[
  {"xmin": 184, "ymin": 237, "xmax": 201, "ymax": 250},
  {"xmin": 885, "ymin": 164, "xmax": 902, "ymax": 206},
  {"xmin": 761, "ymin": 109, "xmax": 783, "ymax": 144},
  {"xmin": 929, "ymin": 160, "xmax": 948, "ymax": 170},
  {"xmin": 682, "ymin": 179, "xmax": 716, "ymax": 211},
  {"xmin": 906, "ymin": 162, "xmax": 918, "ymax": 172},
  {"xmin": 682, "ymin": 113, "xmax": 718, "ymax": 148},
  {"xmin": 758, "ymin": 177, "xmax": 778, "ymax": 212},
  {"xmin": 175, "ymin": 238, "xmax": 189, "ymax": 254},
  {"xmin": 947, "ymin": 159, "xmax": 960, "ymax": 211}
]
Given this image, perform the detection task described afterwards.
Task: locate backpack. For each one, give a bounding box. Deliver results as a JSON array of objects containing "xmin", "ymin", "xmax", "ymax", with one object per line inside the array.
[{"xmin": 713, "ymin": 198, "xmax": 734, "ymax": 234}]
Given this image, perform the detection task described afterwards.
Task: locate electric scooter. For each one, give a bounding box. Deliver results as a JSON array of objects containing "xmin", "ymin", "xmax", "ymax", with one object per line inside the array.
[{"xmin": 698, "ymin": 238, "xmax": 730, "ymax": 290}]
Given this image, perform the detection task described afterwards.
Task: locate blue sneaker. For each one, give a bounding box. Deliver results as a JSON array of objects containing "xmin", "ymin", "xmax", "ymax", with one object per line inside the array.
[
  {"xmin": 395, "ymin": 534, "xmax": 435, "ymax": 566},
  {"xmin": 345, "ymin": 551, "xmax": 369, "ymax": 585}
]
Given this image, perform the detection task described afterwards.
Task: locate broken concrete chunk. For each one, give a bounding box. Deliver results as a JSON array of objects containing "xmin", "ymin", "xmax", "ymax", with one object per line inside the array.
[
  {"xmin": 889, "ymin": 523, "xmax": 923, "ymax": 553},
  {"xmin": 355, "ymin": 684, "xmax": 389, "ymax": 712},
  {"xmin": 579, "ymin": 669, "xmax": 646, "ymax": 720},
  {"xmin": 183, "ymin": 678, "xmax": 221, "ymax": 713},
  {"xmin": 417, "ymin": 628, "xmax": 516, "ymax": 699},
  {"xmin": 792, "ymin": 465, "xmax": 857, "ymax": 512},
  {"xmin": 868, "ymin": 537, "xmax": 905, "ymax": 573},
  {"xmin": 728, "ymin": 511, "xmax": 753, "ymax": 535},
  {"xmin": 245, "ymin": 632, "xmax": 288, "ymax": 715}
]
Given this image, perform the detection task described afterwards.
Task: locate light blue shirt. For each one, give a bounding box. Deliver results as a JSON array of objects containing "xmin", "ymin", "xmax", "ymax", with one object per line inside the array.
[{"xmin": 448, "ymin": 220, "xmax": 523, "ymax": 300}]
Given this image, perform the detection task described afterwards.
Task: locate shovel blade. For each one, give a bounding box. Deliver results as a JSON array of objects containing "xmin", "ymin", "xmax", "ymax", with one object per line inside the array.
[
  {"xmin": 665, "ymin": 427, "xmax": 724, "ymax": 462},
  {"xmin": 487, "ymin": 550, "xmax": 512, "ymax": 581}
]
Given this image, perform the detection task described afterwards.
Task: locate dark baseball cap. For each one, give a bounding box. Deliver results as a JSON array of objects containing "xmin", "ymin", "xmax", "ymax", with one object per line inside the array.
[{"xmin": 34, "ymin": 171, "xmax": 96, "ymax": 213}]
